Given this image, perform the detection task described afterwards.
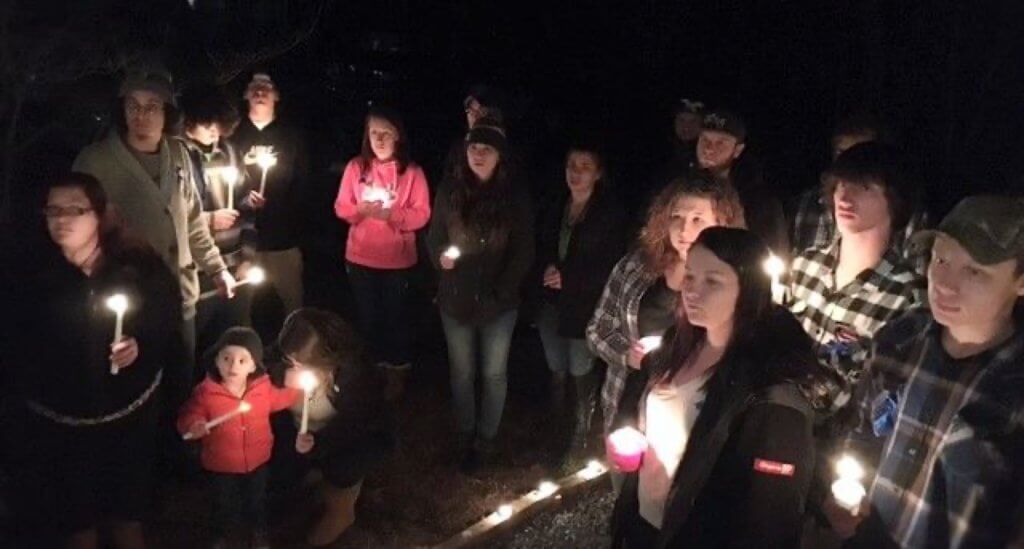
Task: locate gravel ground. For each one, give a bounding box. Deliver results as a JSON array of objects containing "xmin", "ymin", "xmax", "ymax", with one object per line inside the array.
[{"xmin": 500, "ymin": 480, "xmax": 615, "ymax": 549}]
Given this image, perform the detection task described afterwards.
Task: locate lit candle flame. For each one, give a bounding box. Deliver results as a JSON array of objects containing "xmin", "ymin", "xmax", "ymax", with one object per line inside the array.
[
  {"xmin": 256, "ymin": 151, "xmax": 278, "ymax": 170},
  {"xmin": 220, "ymin": 166, "xmax": 239, "ymax": 185},
  {"xmin": 244, "ymin": 266, "xmax": 266, "ymax": 286},
  {"xmin": 763, "ymin": 254, "xmax": 785, "ymax": 278},
  {"xmin": 299, "ymin": 370, "xmax": 319, "ymax": 392},
  {"xmin": 443, "ymin": 245, "xmax": 461, "ymax": 260},
  {"xmin": 105, "ymin": 293, "xmax": 128, "ymax": 314},
  {"xmin": 638, "ymin": 336, "xmax": 663, "ymax": 354}
]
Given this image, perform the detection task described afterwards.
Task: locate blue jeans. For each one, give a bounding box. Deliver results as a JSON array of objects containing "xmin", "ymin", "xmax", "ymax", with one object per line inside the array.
[
  {"xmin": 536, "ymin": 303, "xmax": 595, "ymax": 377},
  {"xmin": 441, "ymin": 310, "xmax": 518, "ymax": 440},
  {"xmin": 346, "ymin": 262, "xmax": 413, "ymax": 365}
]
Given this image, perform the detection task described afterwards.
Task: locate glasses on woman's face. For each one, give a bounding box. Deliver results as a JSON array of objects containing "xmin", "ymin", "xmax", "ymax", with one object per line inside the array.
[
  {"xmin": 125, "ymin": 101, "xmax": 164, "ymax": 117},
  {"xmin": 43, "ymin": 205, "xmax": 93, "ymax": 218}
]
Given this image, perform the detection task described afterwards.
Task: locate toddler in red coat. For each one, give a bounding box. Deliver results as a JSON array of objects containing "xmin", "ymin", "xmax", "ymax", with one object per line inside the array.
[{"xmin": 178, "ymin": 327, "xmax": 299, "ymax": 548}]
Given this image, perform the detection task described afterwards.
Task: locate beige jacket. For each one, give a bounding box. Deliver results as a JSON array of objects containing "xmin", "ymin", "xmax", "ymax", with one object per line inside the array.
[{"xmin": 73, "ymin": 133, "xmax": 226, "ymax": 316}]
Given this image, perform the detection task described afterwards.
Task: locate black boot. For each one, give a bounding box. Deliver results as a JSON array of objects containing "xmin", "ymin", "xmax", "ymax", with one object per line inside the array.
[{"xmin": 570, "ymin": 371, "xmax": 598, "ymax": 454}]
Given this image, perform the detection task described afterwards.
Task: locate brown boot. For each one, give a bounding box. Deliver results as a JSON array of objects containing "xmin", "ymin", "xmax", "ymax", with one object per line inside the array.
[{"xmin": 307, "ymin": 482, "xmax": 362, "ymax": 546}]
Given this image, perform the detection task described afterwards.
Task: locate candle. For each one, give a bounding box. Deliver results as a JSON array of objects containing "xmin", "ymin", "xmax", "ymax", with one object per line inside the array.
[
  {"xmin": 197, "ymin": 266, "xmax": 266, "ymax": 301},
  {"xmin": 535, "ymin": 480, "xmax": 558, "ymax": 499},
  {"xmin": 831, "ymin": 454, "xmax": 867, "ymax": 514},
  {"xmin": 183, "ymin": 401, "xmax": 252, "ymax": 440},
  {"xmin": 763, "ymin": 253, "xmax": 787, "ymax": 304},
  {"xmin": 361, "ymin": 186, "xmax": 392, "ymax": 208},
  {"xmin": 443, "ymin": 245, "xmax": 461, "ymax": 261},
  {"xmin": 298, "ymin": 370, "xmax": 319, "ymax": 434},
  {"xmin": 638, "ymin": 335, "xmax": 663, "ymax": 354},
  {"xmin": 105, "ymin": 293, "xmax": 129, "ymax": 375},
  {"xmin": 221, "ymin": 166, "xmax": 239, "ymax": 210},
  {"xmin": 256, "ymin": 150, "xmax": 277, "ymax": 196},
  {"xmin": 493, "ymin": 504, "xmax": 513, "ymax": 522},
  {"xmin": 578, "ymin": 459, "xmax": 607, "ymax": 480},
  {"xmin": 607, "ymin": 427, "xmax": 648, "ymax": 472}
]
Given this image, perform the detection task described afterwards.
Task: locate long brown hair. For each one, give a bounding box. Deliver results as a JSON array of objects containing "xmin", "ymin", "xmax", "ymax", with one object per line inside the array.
[
  {"xmin": 358, "ymin": 105, "xmax": 410, "ymax": 175},
  {"xmin": 639, "ymin": 171, "xmax": 745, "ymax": 271},
  {"xmin": 277, "ymin": 308, "xmax": 369, "ymax": 383}
]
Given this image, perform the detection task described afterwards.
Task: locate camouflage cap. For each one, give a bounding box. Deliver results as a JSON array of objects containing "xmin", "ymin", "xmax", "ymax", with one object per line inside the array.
[{"xmin": 910, "ymin": 195, "xmax": 1024, "ymax": 265}]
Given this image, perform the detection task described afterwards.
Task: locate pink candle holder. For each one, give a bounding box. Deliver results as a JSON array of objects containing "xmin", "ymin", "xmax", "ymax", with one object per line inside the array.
[{"xmin": 606, "ymin": 427, "xmax": 648, "ymax": 472}]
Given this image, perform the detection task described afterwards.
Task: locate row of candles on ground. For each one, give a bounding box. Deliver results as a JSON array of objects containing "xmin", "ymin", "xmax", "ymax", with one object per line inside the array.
[
  {"xmin": 607, "ymin": 426, "xmax": 866, "ymax": 513},
  {"xmin": 205, "ymin": 149, "xmax": 278, "ymax": 210},
  {"xmin": 105, "ymin": 267, "xmax": 268, "ymax": 374}
]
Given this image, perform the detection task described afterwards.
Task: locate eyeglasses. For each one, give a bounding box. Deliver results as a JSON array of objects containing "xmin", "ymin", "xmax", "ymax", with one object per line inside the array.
[
  {"xmin": 43, "ymin": 206, "xmax": 94, "ymax": 218},
  {"xmin": 125, "ymin": 102, "xmax": 164, "ymax": 117}
]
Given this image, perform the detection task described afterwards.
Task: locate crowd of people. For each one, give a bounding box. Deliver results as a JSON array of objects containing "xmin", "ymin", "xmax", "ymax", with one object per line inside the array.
[{"xmin": 2, "ymin": 63, "xmax": 1023, "ymax": 549}]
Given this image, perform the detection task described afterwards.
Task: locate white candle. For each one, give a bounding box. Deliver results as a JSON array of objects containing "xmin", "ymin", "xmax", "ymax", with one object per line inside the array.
[
  {"xmin": 763, "ymin": 254, "xmax": 787, "ymax": 304},
  {"xmin": 183, "ymin": 401, "xmax": 252, "ymax": 440},
  {"xmin": 443, "ymin": 245, "xmax": 461, "ymax": 261},
  {"xmin": 638, "ymin": 335, "xmax": 663, "ymax": 354},
  {"xmin": 105, "ymin": 293, "xmax": 129, "ymax": 375},
  {"xmin": 831, "ymin": 454, "xmax": 867, "ymax": 514},
  {"xmin": 221, "ymin": 166, "xmax": 239, "ymax": 210},
  {"xmin": 298, "ymin": 370, "xmax": 319, "ymax": 434},
  {"xmin": 256, "ymin": 151, "xmax": 277, "ymax": 195}
]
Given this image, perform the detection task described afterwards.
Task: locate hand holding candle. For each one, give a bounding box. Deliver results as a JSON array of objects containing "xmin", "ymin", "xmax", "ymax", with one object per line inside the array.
[
  {"xmin": 763, "ymin": 254, "xmax": 787, "ymax": 305},
  {"xmin": 606, "ymin": 426, "xmax": 648, "ymax": 473},
  {"xmin": 105, "ymin": 293, "xmax": 129, "ymax": 375},
  {"xmin": 198, "ymin": 266, "xmax": 266, "ymax": 301},
  {"xmin": 440, "ymin": 245, "xmax": 461, "ymax": 270},
  {"xmin": 183, "ymin": 401, "xmax": 252, "ymax": 440},
  {"xmin": 831, "ymin": 454, "xmax": 867, "ymax": 515},
  {"xmin": 298, "ymin": 370, "xmax": 318, "ymax": 435}
]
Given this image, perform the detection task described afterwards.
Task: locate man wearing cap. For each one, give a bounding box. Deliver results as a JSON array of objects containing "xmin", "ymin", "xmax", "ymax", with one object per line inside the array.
[
  {"xmin": 73, "ymin": 67, "xmax": 234, "ymax": 377},
  {"xmin": 231, "ymin": 73, "xmax": 309, "ymax": 320},
  {"xmin": 825, "ymin": 195, "xmax": 1024, "ymax": 548},
  {"xmin": 696, "ymin": 109, "xmax": 789, "ymax": 255}
]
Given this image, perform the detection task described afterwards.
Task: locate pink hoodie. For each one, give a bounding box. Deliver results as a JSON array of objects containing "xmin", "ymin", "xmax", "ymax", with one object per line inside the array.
[{"xmin": 334, "ymin": 157, "xmax": 431, "ymax": 269}]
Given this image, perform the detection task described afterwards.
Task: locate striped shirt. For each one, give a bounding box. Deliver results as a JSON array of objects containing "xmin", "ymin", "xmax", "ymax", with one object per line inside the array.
[
  {"xmin": 848, "ymin": 310, "xmax": 1024, "ymax": 548},
  {"xmin": 586, "ymin": 249, "xmax": 659, "ymax": 433},
  {"xmin": 789, "ymin": 240, "xmax": 924, "ymax": 408}
]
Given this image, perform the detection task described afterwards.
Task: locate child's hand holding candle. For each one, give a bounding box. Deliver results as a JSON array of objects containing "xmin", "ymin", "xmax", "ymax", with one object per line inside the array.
[
  {"xmin": 606, "ymin": 426, "xmax": 648, "ymax": 473},
  {"xmin": 295, "ymin": 433, "xmax": 315, "ymax": 454}
]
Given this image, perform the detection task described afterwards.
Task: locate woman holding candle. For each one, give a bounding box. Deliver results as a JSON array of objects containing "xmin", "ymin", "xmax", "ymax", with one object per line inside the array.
[
  {"xmin": 608, "ymin": 227, "xmax": 826, "ymax": 548},
  {"xmin": 427, "ymin": 117, "xmax": 534, "ymax": 471},
  {"xmin": 3, "ymin": 172, "xmax": 181, "ymax": 548},
  {"xmin": 334, "ymin": 105, "xmax": 431, "ymax": 401},
  {"xmin": 275, "ymin": 308, "xmax": 395, "ymax": 547},
  {"xmin": 534, "ymin": 141, "xmax": 627, "ymax": 456},
  {"xmin": 177, "ymin": 327, "xmax": 299, "ymax": 548},
  {"xmin": 587, "ymin": 173, "xmax": 745, "ymax": 444}
]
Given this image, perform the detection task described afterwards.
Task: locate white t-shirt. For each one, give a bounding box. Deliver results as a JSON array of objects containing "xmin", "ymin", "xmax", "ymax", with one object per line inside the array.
[{"xmin": 637, "ymin": 372, "xmax": 709, "ymax": 528}]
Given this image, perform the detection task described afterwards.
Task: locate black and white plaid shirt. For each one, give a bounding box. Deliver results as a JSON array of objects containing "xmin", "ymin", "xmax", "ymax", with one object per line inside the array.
[
  {"xmin": 789, "ymin": 240, "xmax": 925, "ymax": 407},
  {"xmin": 790, "ymin": 188, "xmax": 927, "ymax": 259}
]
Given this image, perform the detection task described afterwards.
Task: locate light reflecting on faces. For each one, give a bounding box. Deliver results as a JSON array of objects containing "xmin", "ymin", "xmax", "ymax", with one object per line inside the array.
[
  {"xmin": 927, "ymin": 234, "xmax": 1024, "ymax": 332},
  {"xmin": 668, "ymin": 195, "xmax": 717, "ymax": 260},
  {"xmin": 216, "ymin": 345, "xmax": 256, "ymax": 382},
  {"xmin": 367, "ymin": 117, "xmax": 399, "ymax": 161},
  {"xmin": 832, "ymin": 178, "xmax": 891, "ymax": 236},
  {"xmin": 682, "ymin": 244, "xmax": 740, "ymax": 332},
  {"xmin": 697, "ymin": 130, "xmax": 744, "ymax": 172},
  {"xmin": 46, "ymin": 186, "xmax": 100, "ymax": 252},
  {"xmin": 565, "ymin": 151, "xmax": 602, "ymax": 194},
  {"xmin": 467, "ymin": 142, "xmax": 499, "ymax": 181}
]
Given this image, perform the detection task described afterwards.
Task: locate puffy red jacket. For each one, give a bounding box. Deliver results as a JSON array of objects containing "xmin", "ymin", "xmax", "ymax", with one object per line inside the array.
[{"xmin": 177, "ymin": 375, "xmax": 300, "ymax": 473}]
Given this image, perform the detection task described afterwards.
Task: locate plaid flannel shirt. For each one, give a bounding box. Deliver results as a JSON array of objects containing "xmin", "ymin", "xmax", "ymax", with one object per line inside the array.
[
  {"xmin": 789, "ymin": 188, "xmax": 927, "ymax": 259},
  {"xmin": 847, "ymin": 310, "xmax": 1024, "ymax": 548},
  {"xmin": 789, "ymin": 240, "xmax": 924, "ymax": 409},
  {"xmin": 586, "ymin": 249, "xmax": 658, "ymax": 433}
]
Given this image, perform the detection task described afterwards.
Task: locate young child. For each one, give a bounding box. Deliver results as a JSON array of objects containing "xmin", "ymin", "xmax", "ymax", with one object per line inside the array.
[
  {"xmin": 178, "ymin": 327, "xmax": 300, "ymax": 548},
  {"xmin": 276, "ymin": 308, "xmax": 395, "ymax": 547}
]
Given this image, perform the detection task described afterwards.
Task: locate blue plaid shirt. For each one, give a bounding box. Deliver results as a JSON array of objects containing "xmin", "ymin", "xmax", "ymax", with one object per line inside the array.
[{"xmin": 847, "ymin": 309, "xmax": 1024, "ymax": 548}]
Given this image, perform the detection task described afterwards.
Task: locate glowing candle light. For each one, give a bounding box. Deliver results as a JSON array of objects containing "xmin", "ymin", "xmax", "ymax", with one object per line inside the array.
[
  {"xmin": 361, "ymin": 186, "xmax": 393, "ymax": 208},
  {"xmin": 182, "ymin": 401, "xmax": 252, "ymax": 440},
  {"xmin": 607, "ymin": 427, "xmax": 648, "ymax": 473},
  {"xmin": 197, "ymin": 266, "xmax": 266, "ymax": 301},
  {"xmin": 221, "ymin": 166, "xmax": 239, "ymax": 210},
  {"xmin": 256, "ymin": 150, "xmax": 277, "ymax": 195},
  {"xmin": 578, "ymin": 459, "xmax": 608, "ymax": 480},
  {"xmin": 298, "ymin": 370, "xmax": 318, "ymax": 434},
  {"xmin": 638, "ymin": 335, "xmax": 663, "ymax": 354},
  {"xmin": 831, "ymin": 454, "xmax": 867, "ymax": 514},
  {"xmin": 443, "ymin": 245, "xmax": 461, "ymax": 261},
  {"xmin": 536, "ymin": 480, "xmax": 558, "ymax": 499},
  {"xmin": 106, "ymin": 293, "xmax": 129, "ymax": 375},
  {"xmin": 763, "ymin": 253, "xmax": 787, "ymax": 304},
  {"xmin": 494, "ymin": 504, "xmax": 513, "ymax": 522}
]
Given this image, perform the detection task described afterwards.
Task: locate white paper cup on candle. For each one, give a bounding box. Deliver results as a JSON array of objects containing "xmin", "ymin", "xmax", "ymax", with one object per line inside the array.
[
  {"xmin": 221, "ymin": 166, "xmax": 239, "ymax": 210},
  {"xmin": 256, "ymin": 151, "xmax": 277, "ymax": 195}
]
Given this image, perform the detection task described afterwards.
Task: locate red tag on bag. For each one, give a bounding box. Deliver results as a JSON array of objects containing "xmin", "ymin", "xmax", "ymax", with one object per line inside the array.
[{"xmin": 753, "ymin": 458, "xmax": 795, "ymax": 477}]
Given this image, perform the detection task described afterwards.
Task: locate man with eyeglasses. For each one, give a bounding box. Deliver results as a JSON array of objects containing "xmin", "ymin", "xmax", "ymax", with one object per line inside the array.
[{"xmin": 73, "ymin": 67, "xmax": 234, "ymax": 382}]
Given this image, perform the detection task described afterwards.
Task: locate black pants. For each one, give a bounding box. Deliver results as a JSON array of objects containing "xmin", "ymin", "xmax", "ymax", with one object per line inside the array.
[
  {"xmin": 345, "ymin": 262, "xmax": 413, "ymax": 365},
  {"xmin": 210, "ymin": 465, "xmax": 268, "ymax": 536}
]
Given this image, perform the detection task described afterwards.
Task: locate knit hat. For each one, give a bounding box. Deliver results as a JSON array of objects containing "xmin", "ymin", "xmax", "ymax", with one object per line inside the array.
[
  {"xmin": 119, "ymin": 67, "xmax": 176, "ymax": 107},
  {"xmin": 909, "ymin": 195, "xmax": 1024, "ymax": 265},
  {"xmin": 702, "ymin": 110, "xmax": 747, "ymax": 143},
  {"xmin": 465, "ymin": 116, "xmax": 507, "ymax": 152},
  {"xmin": 205, "ymin": 327, "xmax": 264, "ymax": 371}
]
